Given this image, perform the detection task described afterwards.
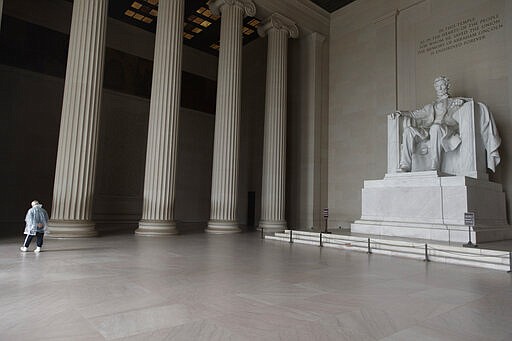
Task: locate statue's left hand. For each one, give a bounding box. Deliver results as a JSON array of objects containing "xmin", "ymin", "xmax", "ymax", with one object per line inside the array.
[{"xmin": 453, "ymin": 98, "xmax": 465, "ymax": 106}]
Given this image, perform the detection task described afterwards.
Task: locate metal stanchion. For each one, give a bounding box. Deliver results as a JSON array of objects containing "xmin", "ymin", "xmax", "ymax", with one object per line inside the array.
[
  {"xmin": 260, "ymin": 227, "xmax": 264, "ymax": 239},
  {"xmin": 367, "ymin": 238, "xmax": 372, "ymax": 254},
  {"xmin": 424, "ymin": 243, "xmax": 429, "ymax": 262},
  {"xmin": 322, "ymin": 208, "xmax": 329, "ymax": 234},
  {"xmin": 463, "ymin": 225, "xmax": 478, "ymax": 248},
  {"xmin": 289, "ymin": 229, "xmax": 293, "ymax": 244},
  {"xmin": 319, "ymin": 232, "xmax": 323, "ymax": 247}
]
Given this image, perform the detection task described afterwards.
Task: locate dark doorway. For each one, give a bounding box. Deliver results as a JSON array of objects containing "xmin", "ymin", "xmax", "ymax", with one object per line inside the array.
[{"xmin": 247, "ymin": 191, "xmax": 255, "ymax": 229}]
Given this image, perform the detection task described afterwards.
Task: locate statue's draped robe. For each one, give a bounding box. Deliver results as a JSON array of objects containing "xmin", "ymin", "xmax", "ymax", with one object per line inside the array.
[{"xmin": 477, "ymin": 102, "xmax": 501, "ymax": 172}]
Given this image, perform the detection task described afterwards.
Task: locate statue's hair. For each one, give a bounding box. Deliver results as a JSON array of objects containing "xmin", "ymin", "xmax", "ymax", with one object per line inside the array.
[{"xmin": 434, "ymin": 76, "xmax": 450, "ymax": 89}]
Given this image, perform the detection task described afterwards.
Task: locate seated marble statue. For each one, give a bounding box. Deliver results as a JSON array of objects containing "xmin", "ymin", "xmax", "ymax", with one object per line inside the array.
[{"xmin": 392, "ymin": 76, "xmax": 501, "ymax": 174}]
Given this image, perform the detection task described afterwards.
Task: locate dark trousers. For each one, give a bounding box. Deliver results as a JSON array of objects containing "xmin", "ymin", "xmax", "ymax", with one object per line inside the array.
[{"xmin": 24, "ymin": 232, "xmax": 44, "ymax": 248}]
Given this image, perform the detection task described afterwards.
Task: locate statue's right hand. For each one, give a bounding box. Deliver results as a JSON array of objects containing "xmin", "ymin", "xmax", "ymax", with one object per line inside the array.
[{"xmin": 390, "ymin": 111, "xmax": 401, "ymax": 119}]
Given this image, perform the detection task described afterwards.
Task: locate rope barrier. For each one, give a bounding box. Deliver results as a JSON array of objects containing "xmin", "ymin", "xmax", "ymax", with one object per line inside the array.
[
  {"xmin": 319, "ymin": 240, "xmax": 357, "ymax": 247},
  {"xmin": 364, "ymin": 240, "xmax": 426, "ymax": 248},
  {"xmin": 427, "ymin": 245, "xmax": 509, "ymax": 258},
  {"xmin": 322, "ymin": 237, "xmax": 510, "ymax": 259},
  {"xmin": 321, "ymin": 236, "xmax": 361, "ymax": 246},
  {"xmin": 269, "ymin": 231, "xmax": 511, "ymax": 272}
]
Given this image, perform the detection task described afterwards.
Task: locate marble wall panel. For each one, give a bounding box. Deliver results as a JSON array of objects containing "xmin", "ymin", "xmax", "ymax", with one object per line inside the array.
[
  {"xmin": 329, "ymin": 0, "xmax": 512, "ymax": 227},
  {"xmin": 0, "ymin": 66, "xmax": 63, "ymax": 236},
  {"xmin": 287, "ymin": 33, "xmax": 330, "ymax": 230}
]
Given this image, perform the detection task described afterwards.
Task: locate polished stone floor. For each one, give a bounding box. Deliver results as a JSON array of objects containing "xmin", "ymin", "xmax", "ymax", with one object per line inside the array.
[{"xmin": 1, "ymin": 232, "xmax": 512, "ymax": 340}]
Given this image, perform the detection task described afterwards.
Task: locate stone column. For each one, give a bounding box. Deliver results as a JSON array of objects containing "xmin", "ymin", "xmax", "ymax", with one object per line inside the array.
[
  {"xmin": 206, "ymin": 0, "xmax": 256, "ymax": 234},
  {"xmin": 48, "ymin": 0, "xmax": 108, "ymax": 237},
  {"xmin": 135, "ymin": 0, "xmax": 184, "ymax": 236},
  {"xmin": 258, "ymin": 13, "xmax": 298, "ymax": 232}
]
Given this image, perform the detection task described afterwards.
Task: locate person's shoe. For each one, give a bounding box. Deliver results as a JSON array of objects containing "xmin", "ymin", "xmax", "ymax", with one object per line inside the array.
[
  {"xmin": 34, "ymin": 247, "xmax": 41, "ymax": 253},
  {"xmin": 20, "ymin": 246, "xmax": 28, "ymax": 252}
]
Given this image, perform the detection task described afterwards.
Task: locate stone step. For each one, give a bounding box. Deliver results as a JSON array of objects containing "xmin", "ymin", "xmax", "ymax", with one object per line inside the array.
[{"xmin": 265, "ymin": 230, "xmax": 511, "ymax": 272}]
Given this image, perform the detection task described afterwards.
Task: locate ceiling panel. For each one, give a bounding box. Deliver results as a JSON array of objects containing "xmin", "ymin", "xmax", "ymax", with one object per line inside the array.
[
  {"xmin": 308, "ymin": 0, "xmax": 356, "ymax": 13},
  {"xmin": 109, "ymin": 0, "xmax": 260, "ymax": 56}
]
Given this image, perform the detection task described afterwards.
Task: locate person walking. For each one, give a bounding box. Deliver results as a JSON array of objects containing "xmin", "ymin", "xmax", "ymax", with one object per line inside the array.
[{"xmin": 20, "ymin": 200, "xmax": 49, "ymax": 253}]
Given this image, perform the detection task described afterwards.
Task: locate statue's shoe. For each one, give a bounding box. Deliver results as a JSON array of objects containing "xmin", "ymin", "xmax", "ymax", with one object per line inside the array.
[
  {"xmin": 430, "ymin": 162, "xmax": 439, "ymax": 171},
  {"xmin": 397, "ymin": 164, "xmax": 410, "ymax": 172}
]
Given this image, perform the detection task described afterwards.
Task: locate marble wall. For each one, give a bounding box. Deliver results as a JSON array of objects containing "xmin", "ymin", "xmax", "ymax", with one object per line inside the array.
[
  {"xmin": 288, "ymin": 33, "xmax": 329, "ymax": 231},
  {"xmin": 240, "ymin": 37, "xmax": 267, "ymax": 229},
  {"xmin": 329, "ymin": 0, "xmax": 512, "ymax": 228},
  {"xmin": 0, "ymin": 66, "xmax": 63, "ymax": 236}
]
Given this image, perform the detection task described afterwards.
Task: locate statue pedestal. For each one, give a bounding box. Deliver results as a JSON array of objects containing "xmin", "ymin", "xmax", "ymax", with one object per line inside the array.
[{"xmin": 351, "ymin": 171, "xmax": 512, "ymax": 243}]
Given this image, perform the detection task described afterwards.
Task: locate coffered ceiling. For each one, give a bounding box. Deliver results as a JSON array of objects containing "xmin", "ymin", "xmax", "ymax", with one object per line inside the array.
[
  {"xmin": 109, "ymin": 0, "xmax": 260, "ymax": 56},
  {"xmin": 73, "ymin": 0, "xmax": 357, "ymax": 56}
]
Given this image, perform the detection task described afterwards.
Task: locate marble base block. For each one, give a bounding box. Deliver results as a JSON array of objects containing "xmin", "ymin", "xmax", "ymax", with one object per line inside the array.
[
  {"xmin": 206, "ymin": 220, "xmax": 241, "ymax": 234},
  {"xmin": 47, "ymin": 220, "xmax": 98, "ymax": 238},
  {"xmin": 259, "ymin": 220, "xmax": 287, "ymax": 233},
  {"xmin": 351, "ymin": 171, "xmax": 512, "ymax": 243},
  {"xmin": 135, "ymin": 220, "xmax": 178, "ymax": 236}
]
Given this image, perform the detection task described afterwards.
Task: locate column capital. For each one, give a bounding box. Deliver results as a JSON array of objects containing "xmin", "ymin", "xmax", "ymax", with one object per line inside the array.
[
  {"xmin": 308, "ymin": 31, "xmax": 326, "ymax": 44},
  {"xmin": 209, "ymin": 0, "xmax": 256, "ymax": 17},
  {"xmin": 257, "ymin": 13, "xmax": 299, "ymax": 39}
]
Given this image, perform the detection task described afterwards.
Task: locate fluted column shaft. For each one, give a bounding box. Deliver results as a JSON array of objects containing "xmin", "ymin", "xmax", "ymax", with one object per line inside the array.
[
  {"xmin": 258, "ymin": 14, "xmax": 298, "ymax": 232},
  {"xmin": 48, "ymin": 0, "xmax": 108, "ymax": 237},
  {"xmin": 136, "ymin": 0, "xmax": 184, "ymax": 236},
  {"xmin": 207, "ymin": 0, "xmax": 255, "ymax": 234}
]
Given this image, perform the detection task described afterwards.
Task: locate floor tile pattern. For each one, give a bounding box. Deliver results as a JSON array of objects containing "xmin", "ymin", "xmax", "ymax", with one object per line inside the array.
[{"xmin": 1, "ymin": 233, "xmax": 511, "ymax": 340}]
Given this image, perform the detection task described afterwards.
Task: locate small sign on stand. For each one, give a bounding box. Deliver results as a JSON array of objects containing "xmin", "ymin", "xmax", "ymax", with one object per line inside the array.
[
  {"xmin": 463, "ymin": 212, "xmax": 478, "ymax": 248},
  {"xmin": 322, "ymin": 208, "xmax": 331, "ymax": 234}
]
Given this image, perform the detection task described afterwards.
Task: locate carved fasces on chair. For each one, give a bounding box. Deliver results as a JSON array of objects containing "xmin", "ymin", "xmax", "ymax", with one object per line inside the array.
[
  {"xmin": 387, "ymin": 99, "xmax": 501, "ymax": 179},
  {"xmin": 452, "ymin": 101, "xmax": 481, "ymax": 177}
]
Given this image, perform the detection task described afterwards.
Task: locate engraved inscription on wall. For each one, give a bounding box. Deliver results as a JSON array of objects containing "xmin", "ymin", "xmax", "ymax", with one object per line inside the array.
[{"xmin": 417, "ymin": 14, "xmax": 503, "ymax": 55}]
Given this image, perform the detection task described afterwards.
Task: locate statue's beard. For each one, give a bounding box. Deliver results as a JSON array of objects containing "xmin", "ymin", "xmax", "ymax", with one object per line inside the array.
[{"xmin": 436, "ymin": 90, "xmax": 448, "ymax": 98}]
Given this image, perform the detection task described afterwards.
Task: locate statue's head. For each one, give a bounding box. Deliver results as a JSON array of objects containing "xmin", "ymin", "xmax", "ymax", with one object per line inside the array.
[
  {"xmin": 433, "ymin": 76, "xmax": 450, "ymax": 97},
  {"xmin": 31, "ymin": 200, "xmax": 39, "ymax": 207}
]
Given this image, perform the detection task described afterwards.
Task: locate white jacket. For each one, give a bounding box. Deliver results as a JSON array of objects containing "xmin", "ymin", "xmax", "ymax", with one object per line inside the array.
[{"xmin": 24, "ymin": 204, "xmax": 49, "ymax": 235}]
